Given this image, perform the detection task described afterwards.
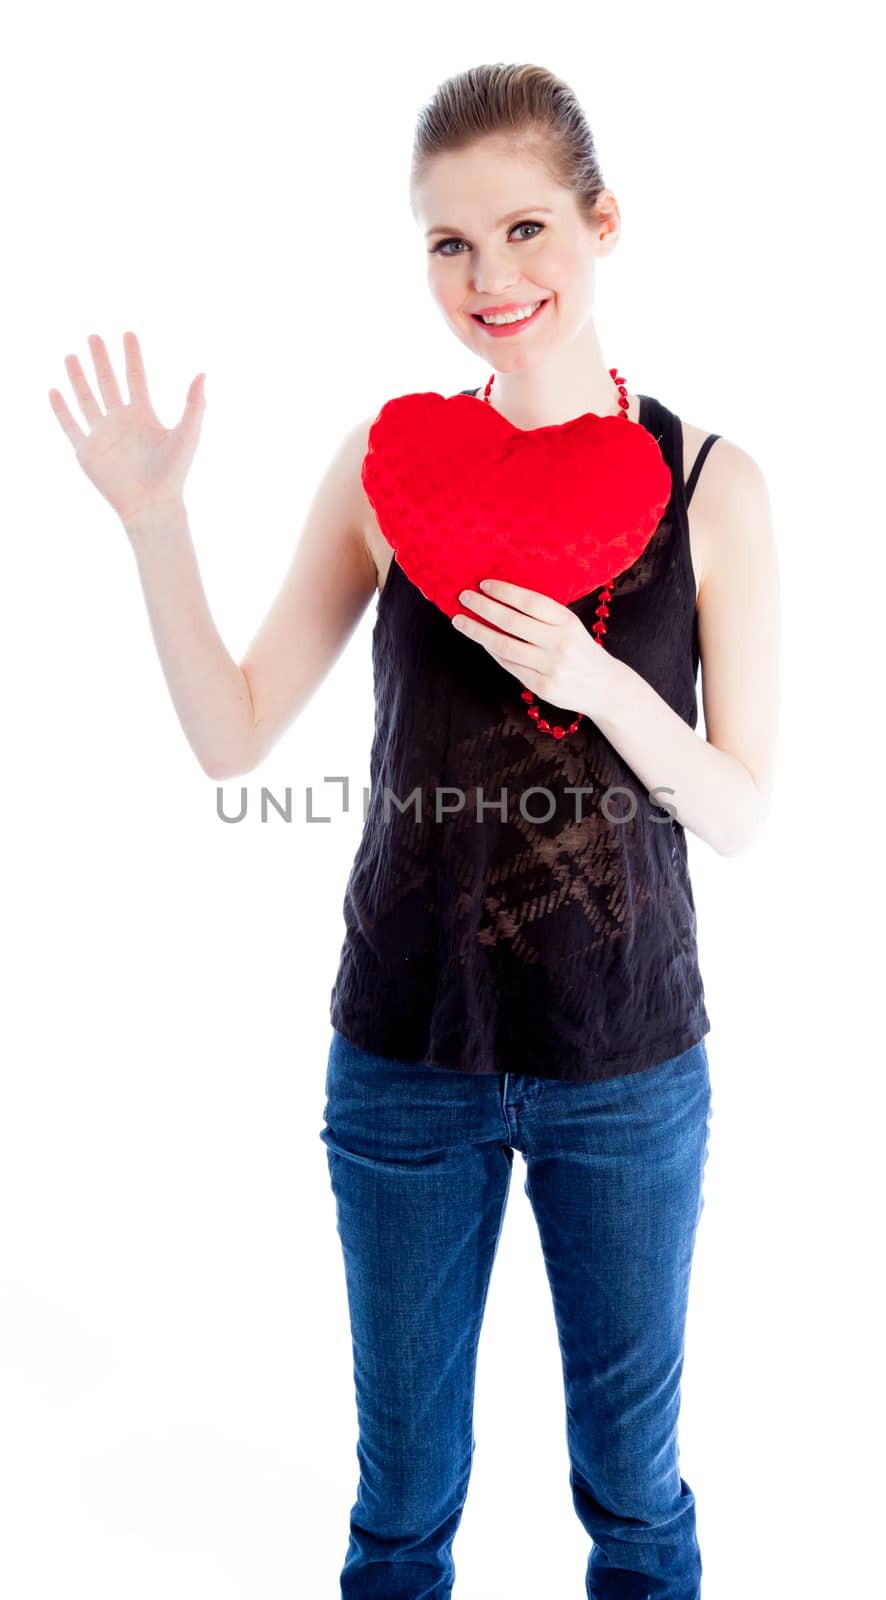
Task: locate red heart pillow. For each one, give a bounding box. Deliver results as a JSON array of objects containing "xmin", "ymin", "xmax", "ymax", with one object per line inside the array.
[{"xmin": 360, "ymin": 391, "xmax": 672, "ymax": 627}]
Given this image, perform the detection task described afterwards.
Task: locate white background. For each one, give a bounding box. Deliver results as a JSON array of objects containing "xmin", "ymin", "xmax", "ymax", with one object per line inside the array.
[{"xmin": 3, "ymin": 2, "xmax": 882, "ymax": 1596}]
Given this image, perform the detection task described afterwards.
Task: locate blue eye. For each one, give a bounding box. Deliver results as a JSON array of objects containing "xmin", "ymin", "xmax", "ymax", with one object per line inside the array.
[{"xmin": 430, "ymin": 220, "xmax": 545, "ymax": 257}]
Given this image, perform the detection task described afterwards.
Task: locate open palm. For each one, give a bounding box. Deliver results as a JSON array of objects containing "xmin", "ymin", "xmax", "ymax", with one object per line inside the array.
[{"xmin": 48, "ymin": 330, "xmax": 206, "ymax": 523}]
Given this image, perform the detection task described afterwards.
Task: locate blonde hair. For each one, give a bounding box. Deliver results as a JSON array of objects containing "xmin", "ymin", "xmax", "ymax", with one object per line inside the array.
[{"xmin": 409, "ymin": 62, "xmax": 608, "ymax": 230}]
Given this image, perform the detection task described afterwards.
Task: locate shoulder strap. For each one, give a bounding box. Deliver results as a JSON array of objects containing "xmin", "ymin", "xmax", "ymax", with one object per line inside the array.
[
  {"xmin": 635, "ymin": 391, "xmax": 665, "ymax": 447},
  {"xmin": 685, "ymin": 433, "xmax": 721, "ymax": 507}
]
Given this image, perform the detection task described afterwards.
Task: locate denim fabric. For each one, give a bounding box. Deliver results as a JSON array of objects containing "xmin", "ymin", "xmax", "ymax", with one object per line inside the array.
[{"xmin": 320, "ymin": 1027, "xmax": 713, "ymax": 1599}]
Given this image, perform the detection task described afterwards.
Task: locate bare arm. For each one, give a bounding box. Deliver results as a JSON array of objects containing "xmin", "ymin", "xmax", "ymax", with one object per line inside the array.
[
  {"xmin": 591, "ymin": 437, "xmax": 782, "ymax": 855},
  {"xmin": 48, "ymin": 331, "xmax": 379, "ymax": 781},
  {"xmin": 124, "ymin": 416, "xmax": 378, "ymax": 778}
]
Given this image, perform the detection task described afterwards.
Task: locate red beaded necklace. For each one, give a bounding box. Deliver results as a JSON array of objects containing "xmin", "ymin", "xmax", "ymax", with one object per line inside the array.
[{"xmin": 480, "ymin": 366, "xmax": 629, "ymax": 741}]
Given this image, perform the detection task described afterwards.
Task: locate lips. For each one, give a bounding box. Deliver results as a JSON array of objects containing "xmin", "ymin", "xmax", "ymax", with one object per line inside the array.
[
  {"xmin": 470, "ymin": 298, "xmax": 548, "ymax": 322},
  {"xmin": 470, "ymin": 299, "xmax": 550, "ymax": 337}
]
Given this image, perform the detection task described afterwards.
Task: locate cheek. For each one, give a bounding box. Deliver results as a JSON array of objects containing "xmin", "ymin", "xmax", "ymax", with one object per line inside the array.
[
  {"xmin": 427, "ymin": 264, "xmax": 462, "ymax": 315},
  {"xmin": 536, "ymin": 248, "xmax": 574, "ymax": 292},
  {"xmin": 443, "ymin": 286, "xmax": 468, "ymax": 318}
]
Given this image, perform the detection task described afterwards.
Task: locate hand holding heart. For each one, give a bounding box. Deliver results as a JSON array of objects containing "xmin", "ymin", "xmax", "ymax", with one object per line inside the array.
[{"xmin": 452, "ymin": 575, "xmax": 615, "ymax": 718}]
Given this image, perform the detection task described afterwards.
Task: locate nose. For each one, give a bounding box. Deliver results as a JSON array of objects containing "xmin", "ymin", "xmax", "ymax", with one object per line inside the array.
[{"xmin": 470, "ymin": 249, "xmax": 520, "ymax": 297}]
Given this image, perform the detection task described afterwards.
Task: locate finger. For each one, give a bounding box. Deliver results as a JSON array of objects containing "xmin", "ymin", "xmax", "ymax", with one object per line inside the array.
[
  {"xmin": 122, "ymin": 329, "xmax": 153, "ymax": 409},
  {"xmin": 453, "ymin": 612, "xmax": 539, "ymax": 671},
  {"xmin": 457, "ymin": 586, "xmax": 550, "ymax": 646},
  {"xmin": 475, "ymin": 577, "xmax": 564, "ymax": 623},
  {"xmin": 499, "ymin": 656, "xmax": 543, "ymax": 685},
  {"xmin": 63, "ymin": 350, "xmax": 104, "ymax": 426},
  {"xmin": 47, "ymin": 386, "xmax": 88, "ymax": 447},
  {"xmin": 86, "ymin": 332, "xmax": 125, "ymax": 410}
]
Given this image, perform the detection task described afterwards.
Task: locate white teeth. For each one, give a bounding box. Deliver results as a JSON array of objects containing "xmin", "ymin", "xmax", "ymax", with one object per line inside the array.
[{"xmin": 478, "ymin": 301, "xmax": 544, "ymax": 325}]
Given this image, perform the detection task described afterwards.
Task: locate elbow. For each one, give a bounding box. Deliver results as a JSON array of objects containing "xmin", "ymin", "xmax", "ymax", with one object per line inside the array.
[
  {"xmin": 199, "ymin": 715, "xmax": 262, "ymax": 781},
  {"xmin": 200, "ymin": 673, "xmax": 263, "ymax": 779},
  {"xmin": 715, "ymin": 789, "xmax": 773, "ymax": 857},
  {"xmin": 716, "ymin": 829, "xmax": 755, "ymax": 858},
  {"xmin": 199, "ymin": 749, "xmax": 258, "ymax": 781}
]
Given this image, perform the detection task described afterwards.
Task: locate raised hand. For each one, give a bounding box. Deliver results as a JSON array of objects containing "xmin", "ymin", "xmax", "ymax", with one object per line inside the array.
[{"xmin": 48, "ymin": 330, "xmax": 207, "ymax": 525}]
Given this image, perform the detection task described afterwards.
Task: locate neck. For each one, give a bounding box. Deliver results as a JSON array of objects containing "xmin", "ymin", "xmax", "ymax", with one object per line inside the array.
[{"xmin": 482, "ymin": 318, "xmax": 624, "ymax": 430}]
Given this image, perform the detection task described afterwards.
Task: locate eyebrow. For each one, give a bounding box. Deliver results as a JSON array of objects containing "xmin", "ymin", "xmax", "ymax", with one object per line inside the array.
[{"xmin": 424, "ymin": 205, "xmax": 555, "ymax": 239}]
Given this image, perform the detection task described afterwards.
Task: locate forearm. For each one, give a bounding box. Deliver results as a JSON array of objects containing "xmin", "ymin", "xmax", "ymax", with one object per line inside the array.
[
  {"xmin": 123, "ymin": 499, "xmax": 257, "ymax": 778},
  {"xmin": 587, "ymin": 654, "xmax": 765, "ymax": 857}
]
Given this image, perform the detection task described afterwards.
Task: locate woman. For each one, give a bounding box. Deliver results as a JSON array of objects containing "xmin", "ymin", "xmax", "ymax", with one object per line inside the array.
[{"xmin": 48, "ymin": 61, "xmax": 779, "ymax": 1600}]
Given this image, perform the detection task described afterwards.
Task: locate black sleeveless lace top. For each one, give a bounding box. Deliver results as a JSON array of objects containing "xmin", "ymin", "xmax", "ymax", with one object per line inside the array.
[{"xmin": 329, "ymin": 390, "xmax": 719, "ymax": 1082}]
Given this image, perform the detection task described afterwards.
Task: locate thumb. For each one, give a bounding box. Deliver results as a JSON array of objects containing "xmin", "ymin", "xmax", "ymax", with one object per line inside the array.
[{"xmin": 178, "ymin": 372, "xmax": 206, "ymax": 433}]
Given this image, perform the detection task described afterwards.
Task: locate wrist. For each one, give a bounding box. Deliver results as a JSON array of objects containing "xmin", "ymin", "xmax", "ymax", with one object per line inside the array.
[
  {"xmin": 122, "ymin": 496, "xmax": 190, "ymax": 546},
  {"xmin": 582, "ymin": 647, "xmax": 631, "ymax": 731}
]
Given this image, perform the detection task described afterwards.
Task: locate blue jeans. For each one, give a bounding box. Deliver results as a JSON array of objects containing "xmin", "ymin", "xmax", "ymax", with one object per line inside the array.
[{"xmin": 320, "ymin": 1027, "xmax": 713, "ymax": 1599}]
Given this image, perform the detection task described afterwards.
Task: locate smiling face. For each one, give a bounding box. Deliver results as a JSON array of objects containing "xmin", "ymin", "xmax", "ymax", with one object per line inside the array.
[{"xmin": 411, "ymin": 136, "xmax": 619, "ymax": 371}]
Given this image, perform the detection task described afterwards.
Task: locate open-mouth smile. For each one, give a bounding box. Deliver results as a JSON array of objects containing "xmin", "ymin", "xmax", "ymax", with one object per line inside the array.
[{"xmin": 470, "ymin": 299, "xmax": 550, "ymax": 337}]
